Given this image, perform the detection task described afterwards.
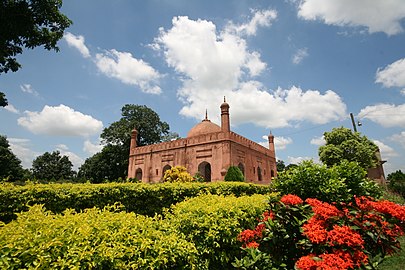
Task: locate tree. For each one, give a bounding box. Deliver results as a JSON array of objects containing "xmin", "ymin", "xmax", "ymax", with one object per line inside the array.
[
  {"xmin": 0, "ymin": 135, "xmax": 24, "ymax": 181},
  {"xmin": 0, "ymin": 92, "xmax": 7, "ymax": 107},
  {"xmin": 224, "ymin": 166, "xmax": 244, "ymax": 182},
  {"xmin": 276, "ymin": 159, "xmax": 285, "ymax": 172},
  {"xmin": 319, "ymin": 127, "xmax": 378, "ymax": 169},
  {"xmin": 0, "ymin": 0, "xmax": 72, "ymax": 73},
  {"xmin": 387, "ymin": 170, "xmax": 405, "ymax": 198},
  {"xmin": 32, "ymin": 150, "xmax": 75, "ymax": 181}
]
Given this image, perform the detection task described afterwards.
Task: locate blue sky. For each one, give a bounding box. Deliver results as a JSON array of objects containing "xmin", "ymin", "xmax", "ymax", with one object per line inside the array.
[{"xmin": 1, "ymin": 0, "xmax": 405, "ymax": 175}]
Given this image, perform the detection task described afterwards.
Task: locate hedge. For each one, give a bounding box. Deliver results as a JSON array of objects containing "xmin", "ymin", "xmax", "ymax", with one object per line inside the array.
[
  {"xmin": 0, "ymin": 194, "xmax": 271, "ymax": 269},
  {"xmin": 0, "ymin": 182, "xmax": 271, "ymax": 223}
]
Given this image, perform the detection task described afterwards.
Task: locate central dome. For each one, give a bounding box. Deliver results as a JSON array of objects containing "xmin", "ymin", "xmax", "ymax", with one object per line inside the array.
[{"xmin": 187, "ymin": 119, "xmax": 221, "ymax": 138}]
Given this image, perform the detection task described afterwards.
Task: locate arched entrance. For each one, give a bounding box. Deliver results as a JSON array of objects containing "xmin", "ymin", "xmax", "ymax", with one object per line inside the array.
[
  {"xmin": 162, "ymin": 164, "xmax": 171, "ymax": 177},
  {"xmin": 135, "ymin": 168, "xmax": 143, "ymax": 181},
  {"xmin": 257, "ymin": 166, "xmax": 262, "ymax": 181},
  {"xmin": 238, "ymin": 162, "xmax": 245, "ymax": 176},
  {"xmin": 198, "ymin": 161, "xmax": 211, "ymax": 182}
]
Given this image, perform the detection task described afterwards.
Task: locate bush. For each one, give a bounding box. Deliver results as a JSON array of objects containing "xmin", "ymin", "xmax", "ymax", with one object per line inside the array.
[
  {"xmin": 235, "ymin": 194, "xmax": 405, "ymax": 270},
  {"xmin": 271, "ymin": 160, "xmax": 382, "ymax": 203},
  {"xmin": 166, "ymin": 194, "xmax": 271, "ymax": 269},
  {"xmin": 162, "ymin": 166, "xmax": 194, "ymax": 182},
  {"xmin": 224, "ymin": 166, "xmax": 245, "ymax": 182},
  {"xmin": 388, "ymin": 170, "xmax": 405, "ymax": 198},
  {"xmin": 0, "ymin": 205, "xmax": 198, "ymax": 269},
  {"xmin": 0, "ymin": 181, "xmax": 272, "ymax": 223}
]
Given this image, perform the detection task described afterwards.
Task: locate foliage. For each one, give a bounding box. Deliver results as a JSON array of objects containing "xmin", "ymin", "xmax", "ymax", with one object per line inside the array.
[
  {"xmin": 0, "ymin": 181, "xmax": 272, "ymax": 223},
  {"xmin": 78, "ymin": 144, "xmax": 127, "ymax": 183},
  {"xmin": 162, "ymin": 166, "xmax": 194, "ymax": 183},
  {"xmin": 0, "ymin": 0, "xmax": 72, "ymax": 73},
  {"xmin": 224, "ymin": 166, "xmax": 245, "ymax": 182},
  {"xmin": 319, "ymin": 127, "xmax": 379, "ymax": 169},
  {"xmin": 235, "ymin": 194, "xmax": 405, "ymax": 270},
  {"xmin": 0, "ymin": 92, "xmax": 7, "ymax": 107},
  {"xmin": 166, "ymin": 194, "xmax": 270, "ymax": 269},
  {"xmin": 271, "ymin": 160, "xmax": 382, "ymax": 203},
  {"xmin": 0, "ymin": 205, "xmax": 198, "ymax": 269},
  {"xmin": 387, "ymin": 170, "xmax": 405, "ymax": 198},
  {"xmin": 285, "ymin": 163, "xmax": 298, "ymax": 171},
  {"xmin": 378, "ymin": 236, "xmax": 405, "ymax": 270},
  {"xmin": 0, "ymin": 135, "xmax": 24, "ymax": 181},
  {"xmin": 32, "ymin": 150, "xmax": 75, "ymax": 181},
  {"xmin": 276, "ymin": 159, "xmax": 285, "ymax": 172}
]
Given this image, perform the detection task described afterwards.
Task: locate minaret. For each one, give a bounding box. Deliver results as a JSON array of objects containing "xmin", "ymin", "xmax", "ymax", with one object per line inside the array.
[
  {"xmin": 130, "ymin": 128, "xmax": 138, "ymax": 153},
  {"xmin": 220, "ymin": 96, "xmax": 230, "ymax": 133},
  {"xmin": 268, "ymin": 131, "xmax": 275, "ymax": 152}
]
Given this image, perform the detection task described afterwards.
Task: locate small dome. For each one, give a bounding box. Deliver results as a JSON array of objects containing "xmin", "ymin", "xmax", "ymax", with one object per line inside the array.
[{"xmin": 187, "ymin": 119, "xmax": 221, "ymax": 138}]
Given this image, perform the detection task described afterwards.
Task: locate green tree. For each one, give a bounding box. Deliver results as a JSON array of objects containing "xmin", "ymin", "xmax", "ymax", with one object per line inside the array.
[
  {"xmin": 276, "ymin": 159, "xmax": 285, "ymax": 172},
  {"xmin": 77, "ymin": 144, "xmax": 127, "ymax": 183},
  {"xmin": 0, "ymin": 92, "xmax": 7, "ymax": 107},
  {"xmin": 0, "ymin": 0, "xmax": 72, "ymax": 73},
  {"xmin": 319, "ymin": 127, "xmax": 378, "ymax": 169},
  {"xmin": 0, "ymin": 135, "xmax": 24, "ymax": 181},
  {"xmin": 224, "ymin": 166, "xmax": 244, "ymax": 182},
  {"xmin": 387, "ymin": 170, "xmax": 405, "ymax": 198},
  {"xmin": 32, "ymin": 150, "xmax": 75, "ymax": 181}
]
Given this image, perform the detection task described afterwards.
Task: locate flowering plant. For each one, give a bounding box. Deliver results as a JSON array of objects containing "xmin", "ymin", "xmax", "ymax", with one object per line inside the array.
[{"xmin": 234, "ymin": 194, "xmax": 405, "ymax": 270}]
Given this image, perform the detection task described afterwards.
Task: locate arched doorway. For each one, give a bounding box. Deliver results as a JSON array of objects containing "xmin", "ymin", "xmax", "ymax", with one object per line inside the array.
[
  {"xmin": 198, "ymin": 161, "xmax": 211, "ymax": 182},
  {"xmin": 271, "ymin": 170, "xmax": 275, "ymax": 178},
  {"xmin": 257, "ymin": 166, "xmax": 262, "ymax": 181},
  {"xmin": 135, "ymin": 168, "xmax": 143, "ymax": 181},
  {"xmin": 238, "ymin": 163, "xmax": 245, "ymax": 176},
  {"xmin": 162, "ymin": 164, "xmax": 171, "ymax": 177}
]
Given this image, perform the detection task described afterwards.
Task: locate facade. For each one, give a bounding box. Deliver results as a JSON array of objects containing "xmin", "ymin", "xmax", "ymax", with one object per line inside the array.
[{"xmin": 128, "ymin": 99, "xmax": 277, "ymax": 184}]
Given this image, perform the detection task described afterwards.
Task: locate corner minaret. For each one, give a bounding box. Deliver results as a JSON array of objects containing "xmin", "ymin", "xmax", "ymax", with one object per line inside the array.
[
  {"xmin": 220, "ymin": 96, "xmax": 230, "ymax": 133},
  {"xmin": 268, "ymin": 131, "xmax": 275, "ymax": 153},
  {"xmin": 130, "ymin": 128, "xmax": 138, "ymax": 154}
]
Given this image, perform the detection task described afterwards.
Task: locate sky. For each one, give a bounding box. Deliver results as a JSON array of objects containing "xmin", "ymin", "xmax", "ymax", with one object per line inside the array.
[{"xmin": 1, "ymin": 0, "xmax": 405, "ymax": 175}]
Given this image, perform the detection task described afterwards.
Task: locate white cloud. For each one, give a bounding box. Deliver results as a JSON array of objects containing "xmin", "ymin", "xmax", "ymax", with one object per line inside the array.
[
  {"xmin": 8, "ymin": 138, "xmax": 38, "ymax": 168},
  {"xmin": 226, "ymin": 9, "xmax": 277, "ymax": 36},
  {"xmin": 18, "ymin": 104, "xmax": 103, "ymax": 137},
  {"xmin": 373, "ymin": 140, "xmax": 398, "ymax": 160},
  {"xmin": 359, "ymin": 103, "xmax": 405, "ymax": 128},
  {"xmin": 390, "ymin": 131, "xmax": 405, "ymax": 149},
  {"xmin": 95, "ymin": 49, "xmax": 162, "ymax": 94},
  {"xmin": 20, "ymin": 84, "xmax": 39, "ymax": 96},
  {"xmin": 310, "ymin": 135, "xmax": 325, "ymax": 146},
  {"xmin": 288, "ymin": 156, "xmax": 314, "ymax": 165},
  {"xmin": 292, "ymin": 48, "xmax": 308, "ymax": 64},
  {"xmin": 64, "ymin": 32, "xmax": 91, "ymax": 58},
  {"xmin": 83, "ymin": 139, "xmax": 104, "ymax": 155},
  {"xmin": 4, "ymin": 104, "xmax": 19, "ymax": 114},
  {"xmin": 275, "ymin": 136, "xmax": 293, "ymax": 150},
  {"xmin": 155, "ymin": 15, "xmax": 347, "ymax": 128},
  {"xmin": 375, "ymin": 58, "xmax": 405, "ymax": 91},
  {"xmin": 297, "ymin": 0, "xmax": 405, "ymax": 35}
]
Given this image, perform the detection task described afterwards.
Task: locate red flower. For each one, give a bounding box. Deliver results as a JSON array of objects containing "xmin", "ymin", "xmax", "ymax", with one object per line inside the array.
[
  {"xmin": 246, "ymin": 241, "xmax": 260, "ymax": 248},
  {"xmin": 281, "ymin": 194, "xmax": 303, "ymax": 205},
  {"xmin": 327, "ymin": 225, "xmax": 364, "ymax": 248},
  {"xmin": 305, "ymin": 198, "xmax": 342, "ymax": 220},
  {"xmin": 262, "ymin": 210, "xmax": 274, "ymax": 221},
  {"xmin": 302, "ymin": 216, "xmax": 328, "ymax": 244}
]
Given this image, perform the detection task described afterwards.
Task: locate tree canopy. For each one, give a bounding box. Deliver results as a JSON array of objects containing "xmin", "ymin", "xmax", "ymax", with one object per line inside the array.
[
  {"xmin": 0, "ymin": 92, "xmax": 7, "ymax": 107},
  {"xmin": 318, "ymin": 127, "xmax": 378, "ymax": 169},
  {"xmin": 32, "ymin": 150, "xmax": 75, "ymax": 181},
  {"xmin": 0, "ymin": 0, "xmax": 72, "ymax": 73},
  {"xmin": 0, "ymin": 135, "xmax": 24, "ymax": 181}
]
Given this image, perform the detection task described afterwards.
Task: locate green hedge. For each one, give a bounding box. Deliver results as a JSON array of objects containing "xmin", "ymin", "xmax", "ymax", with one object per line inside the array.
[
  {"xmin": 0, "ymin": 182, "xmax": 271, "ymax": 223},
  {"xmin": 0, "ymin": 194, "xmax": 271, "ymax": 269}
]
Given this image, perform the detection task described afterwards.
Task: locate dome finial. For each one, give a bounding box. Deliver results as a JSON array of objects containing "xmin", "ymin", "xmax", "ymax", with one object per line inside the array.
[
  {"xmin": 205, "ymin": 109, "xmax": 208, "ymax": 120},
  {"xmin": 224, "ymin": 96, "xmax": 226, "ymax": 102}
]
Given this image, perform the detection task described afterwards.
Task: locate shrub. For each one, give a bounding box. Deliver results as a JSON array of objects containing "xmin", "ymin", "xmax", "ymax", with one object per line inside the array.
[
  {"xmin": 387, "ymin": 170, "xmax": 405, "ymax": 198},
  {"xmin": 0, "ymin": 205, "xmax": 198, "ymax": 269},
  {"xmin": 166, "ymin": 194, "xmax": 271, "ymax": 269},
  {"xmin": 271, "ymin": 160, "xmax": 382, "ymax": 203},
  {"xmin": 162, "ymin": 166, "xmax": 194, "ymax": 182},
  {"xmin": 234, "ymin": 194, "xmax": 405, "ymax": 270},
  {"xmin": 224, "ymin": 166, "xmax": 245, "ymax": 182}
]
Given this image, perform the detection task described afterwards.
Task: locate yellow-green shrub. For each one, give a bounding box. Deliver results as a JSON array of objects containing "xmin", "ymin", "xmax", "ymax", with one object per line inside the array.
[
  {"xmin": 0, "ymin": 205, "xmax": 198, "ymax": 269},
  {"xmin": 0, "ymin": 182, "xmax": 271, "ymax": 223},
  {"xmin": 166, "ymin": 194, "xmax": 272, "ymax": 269},
  {"xmin": 162, "ymin": 166, "xmax": 194, "ymax": 182}
]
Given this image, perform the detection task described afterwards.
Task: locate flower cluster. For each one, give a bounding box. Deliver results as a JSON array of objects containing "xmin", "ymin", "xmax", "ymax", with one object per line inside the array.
[{"xmin": 280, "ymin": 194, "xmax": 303, "ymax": 205}]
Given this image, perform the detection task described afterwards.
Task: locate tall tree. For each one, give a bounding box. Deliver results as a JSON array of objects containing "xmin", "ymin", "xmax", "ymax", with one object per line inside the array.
[
  {"xmin": 319, "ymin": 127, "xmax": 378, "ymax": 169},
  {"xmin": 0, "ymin": 92, "xmax": 7, "ymax": 107},
  {"xmin": 276, "ymin": 159, "xmax": 285, "ymax": 172},
  {"xmin": 32, "ymin": 150, "xmax": 75, "ymax": 181},
  {"xmin": 0, "ymin": 135, "xmax": 24, "ymax": 181}
]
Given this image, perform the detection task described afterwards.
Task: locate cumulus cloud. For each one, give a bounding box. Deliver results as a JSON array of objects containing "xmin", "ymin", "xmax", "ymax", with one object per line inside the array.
[
  {"xmin": 275, "ymin": 136, "xmax": 293, "ymax": 150},
  {"xmin": 310, "ymin": 135, "xmax": 325, "ymax": 146},
  {"xmin": 83, "ymin": 139, "xmax": 104, "ymax": 155},
  {"xmin": 8, "ymin": 138, "xmax": 38, "ymax": 168},
  {"xmin": 18, "ymin": 104, "xmax": 103, "ymax": 137},
  {"xmin": 154, "ymin": 14, "xmax": 347, "ymax": 128},
  {"xmin": 375, "ymin": 58, "xmax": 405, "ymax": 91},
  {"xmin": 4, "ymin": 104, "xmax": 19, "ymax": 114},
  {"xmin": 297, "ymin": 0, "xmax": 405, "ymax": 35},
  {"xmin": 64, "ymin": 32, "xmax": 91, "ymax": 58},
  {"xmin": 373, "ymin": 140, "xmax": 398, "ymax": 159},
  {"xmin": 358, "ymin": 103, "xmax": 405, "ymax": 128},
  {"xmin": 95, "ymin": 49, "xmax": 162, "ymax": 94},
  {"xmin": 288, "ymin": 156, "xmax": 314, "ymax": 164},
  {"xmin": 226, "ymin": 9, "xmax": 277, "ymax": 36},
  {"xmin": 292, "ymin": 48, "xmax": 308, "ymax": 64},
  {"xmin": 20, "ymin": 84, "xmax": 39, "ymax": 96},
  {"xmin": 390, "ymin": 131, "xmax": 405, "ymax": 149}
]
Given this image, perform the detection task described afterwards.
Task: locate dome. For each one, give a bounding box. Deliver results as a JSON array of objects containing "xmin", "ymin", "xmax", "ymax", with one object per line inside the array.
[{"xmin": 187, "ymin": 119, "xmax": 221, "ymax": 138}]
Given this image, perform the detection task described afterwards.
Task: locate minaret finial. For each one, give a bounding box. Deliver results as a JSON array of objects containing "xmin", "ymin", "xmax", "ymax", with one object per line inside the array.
[
  {"xmin": 205, "ymin": 109, "xmax": 208, "ymax": 120},
  {"xmin": 224, "ymin": 96, "xmax": 226, "ymax": 102}
]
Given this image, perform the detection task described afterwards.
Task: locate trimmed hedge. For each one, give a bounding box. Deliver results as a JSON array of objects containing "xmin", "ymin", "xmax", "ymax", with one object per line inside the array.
[
  {"xmin": 0, "ymin": 182, "xmax": 271, "ymax": 223},
  {"xmin": 0, "ymin": 194, "xmax": 270, "ymax": 269}
]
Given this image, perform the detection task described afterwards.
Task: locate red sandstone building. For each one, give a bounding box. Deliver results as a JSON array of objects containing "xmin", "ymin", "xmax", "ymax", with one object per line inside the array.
[{"xmin": 128, "ymin": 99, "xmax": 277, "ymax": 183}]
